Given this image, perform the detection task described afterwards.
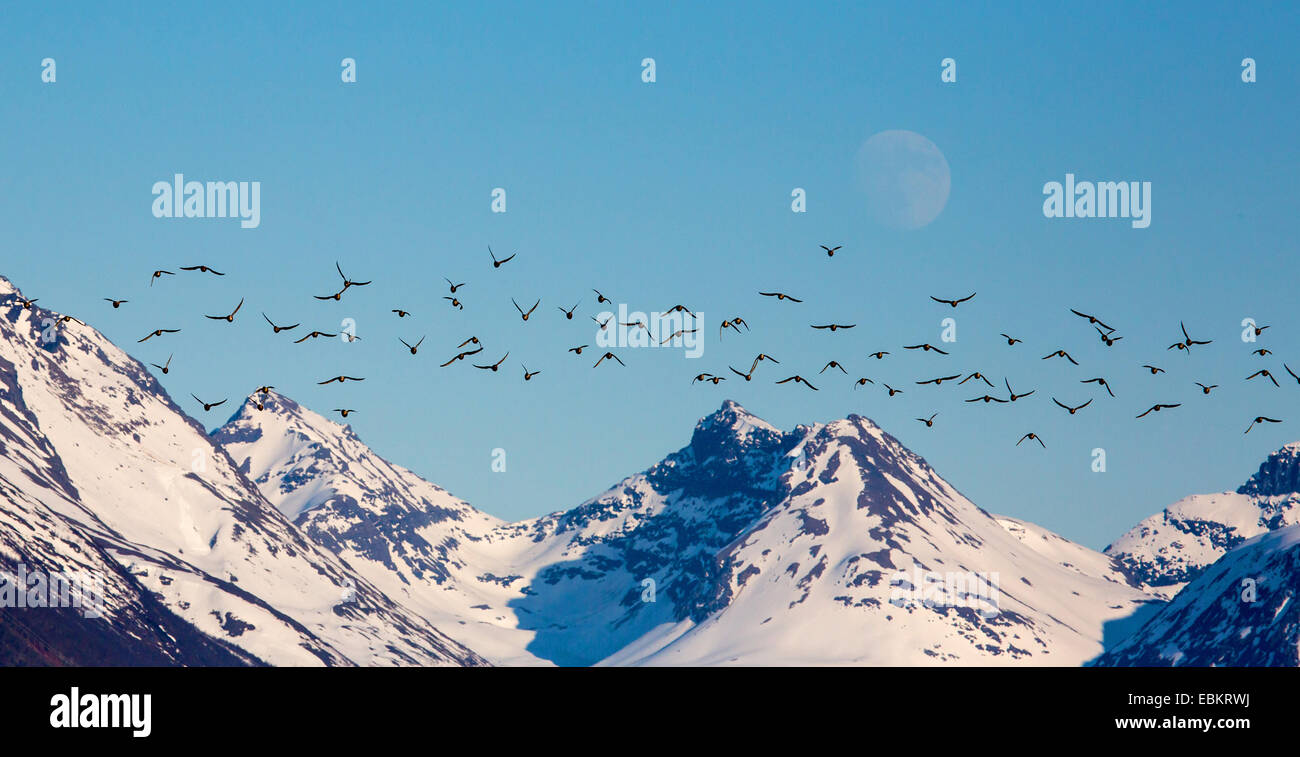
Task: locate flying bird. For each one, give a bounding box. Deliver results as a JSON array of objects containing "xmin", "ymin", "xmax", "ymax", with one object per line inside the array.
[
  {"xmin": 930, "ymin": 293, "xmax": 975, "ymax": 308},
  {"xmin": 694, "ymin": 374, "xmax": 725, "ymax": 385},
  {"xmin": 1005, "ymin": 378, "xmax": 1035, "ymax": 401},
  {"xmin": 523, "ymin": 365, "xmax": 541, "ymax": 381},
  {"xmin": 776, "ymin": 375, "xmax": 818, "ymax": 390},
  {"xmin": 1000, "ymin": 334, "xmax": 1022, "ymax": 346},
  {"xmin": 318, "ymin": 375, "xmax": 365, "ymax": 385},
  {"xmin": 660, "ymin": 327, "xmax": 697, "ymax": 345},
  {"xmin": 149, "ymin": 270, "xmax": 174, "ymax": 286},
  {"xmin": 759, "ymin": 291, "xmax": 802, "ymax": 302},
  {"xmin": 558, "ymin": 302, "xmax": 579, "ymax": 320},
  {"xmin": 444, "ymin": 296, "xmax": 464, "ymax": 310},
  {"xmin": 392, "ymin": 309, "xmax": 411, "ymax": 318},
  {"xmin": 335, "ymin": 262, "xmax": 371, "ymax": 288},
  {"xmin": 150, "ymin": 354, "xmax": 172, "ymax": 374},
  {"xmin": 1285, "ymin": 365, "xmax": 1300, "ymax": 385},
  {"xmin": 1097, "ymin": 327, "xmax": 1122, "ymax": 347},
  {"xmin": 104, "ymin": 298, "xmax": 128, "ymax": 308},
  {"xmin": 190, "ymin": 394, "xmax": 226, "ymax": 412},
  {"xmin": 400, "ymin": 336, "xmax": 425, "ymax": 355},
  {"xmin": 1246, "ymin": 369, "xmax": 1280, "ymax": 387},
  {"xmin": 1252, "ymin": 348, "xmax": 1272, "ymax": 357},
  {"xmin": 1244, "ymin": 416, "xmax": 1282, "ymax": 434},
  {"xmin": 917, "ymin": 374, "xmax": 961, "ymax": 386},
  {"xmin": 593, "ymin": 315, "xmax": 612, "ymax": 331},
  {"xmin": 882, "ymin": 383, "xmax": 903, "ymax": 396},
  {"xmin": 904, "ymin": 343, "xmax": 949, "ymax": 355},
  {"xmin": 1081, "ymin": 377, "xmax": 1115, "ymax": 397},
  {"xmin": 1070, "ymin": 309, "xmax": 1114, "ymax": 332},
  {"xmin": 1136, "ymin": 403, "xmax": 1181, "ymax": 418},
  {"xmin": 593, "ymin": 352, "xmax": 625, "ymax": 368},
  {"xmin": 137, "ymin": 328, "xmax": 180, "ymax": 343},
  {"xmin": 593, "ymin": 289, "xmax": 611, "ymax": 304},
  {"xmin": 489, "ymin": 247, "xmax": 516, "ymax": 268},
  {"xmin": 1142, "ymin": 365, "xmax": 1165, "ymax": 375},
  {"xmin": 569, "ymin": 345, "xmax": 589, "ymax": 355},
  {"xmin": 819, "ymin": 245, "xmax": 842, "ymax": 257},
  {"xmin": 457, "ymin": 337, "xmax": 480, "ymax": 349},
  {"xmin": 916, "ymin": 413, "xmax": 938, "ymax": 427},
  {"xmin": 965, "ymin": 394, "xmax": 1008, "ymax": 404},
  {"xmin": 1052, "ymin": 397, "xmax": 1093, "ymax": 415},
  {"xmin": 440, "ymin": 347, "xmax": 483, "ymax": 367},
  {"xmin": 1042, "ymin": 349, "xmax": 1079, "ymax": 365},
  {"xmin": 958, "ymin": 372, "xmax": 994, "ymax": 387},
  {"xmin": 444, "ymin": 278, "xmax": 465, "ymax": 293},
  {"xmin": 853, "ymin": 377, "xmax": 874, "ymax": 389},
  {"xmin": 867, "ymin": 351, "xmax": 890, "ymax": 359},
  {"xmin": 180, "ymin": 264, "xmax": 224, "ymax": 276},
  {"xmin": 1195, "ymin": 382, "xmax": 1219, "ymax": 394},
  {"xmin": 205, "ymin": 297, "xmax": 244, "ymax": 323},
  {"xmin": 1017, "ymin": 432, "xmax": 1046, "ymax": 448},
  {"xmin": 820, "ymin": 360, "xmax": 848, "ymax": 374},
  {"xmin": 474, "ymin": 353, "xmax": 510, "ymax": 372},
  {"xmin": 811, "ymin": 323, "xmax": 855, "ymax": 332},
  {"xmin": 263, "ymin": 313, "xmax": 300, "ymax": 333},
  {"xmin": 315, "ymin": 286, "xmax": 347, "ymax": 301},
  {"xmin": 293, "ymin": 330, "xmax": 335, "ymax": 343},
  {"xmin": 513, "ymin": 298, "xmax": 540, "ymax": 321},
  {"xmin": 334, "ymin": 409, "xmax": 357, "ymax": 418}
]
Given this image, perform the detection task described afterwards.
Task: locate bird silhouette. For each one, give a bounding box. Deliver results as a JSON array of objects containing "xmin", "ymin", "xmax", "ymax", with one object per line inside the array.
[
  {"xmin": 1179, "ymin": 321, "xmax": 1212, "ymax": 348},
  {"xmin": 255, "ymin": 386, "xmax": 274, "ymax": 395},
  {"xmin": 1142, "ymin": 365, "xmax": 1165, "ymax": 375},
  {"xmin": 1052, "ymin": 397, "xmax": 1093, "ymax": 415},
  {"xmin": 1070, "ymin": 309, "xmax": 1114, "ymax": 332},
  {"xmin": 660, "ymin": 327, "xmax": 698, "ymax": 345},
  {"xmin": 593, "ymin": 315, "xmax": 612, "ymax": 331},
  {"xmin": 593, "ymin": 352, "xmax": 625, "ymax": 368},
  {"xmin": 104, "ymin": 298, "xmax": 128, "ymax": 308},
  {"xmin": 1252, "ymin": 348, "xmax": 1272, "ymax": 357},
  {"xmin": 444, "ymin": 278, "xmax": 465, "ymax": 293},
  {"xmin": 512, "ymin": 298, "xmax": 541, "ymax": 321},
  {"xmin": 205, "ymin": 297, "xmax": 244, "ymax": 323},
  {"xmin": 820, "ymin": 360, "xmax": 848, "ymax": 374},
  {"xmin": 1017, "ymin": 432, "xmax": 1046, "ymax": 448},
  {"xmin": 853, "ymin": 377, "xmax": 874, "ymax": 389},
  {"xmin": 523, "ymin": 365, "xmax": 541, "ymax": 381},
  {"xmin": 293, "ymin": 330, "xmax": 335, "ymax": 343},
  {"xmin": 917, "ymin": 374, "xmax": 961, "ymax": 386},
  {"xmin": 1195, "ymin": 382, "xmax": 1219, "ymax": 394},
  {"xmin": 663, "ymin": 304, "xmax": 696, "ymax": 318},
  {"xmin": 1244, "ymin": 416, "xmax": 1282, "ymax": 434},
  {"xmin": 1136, "ymin": 403, "xmax": 1181, "ymax": 418},
  {"xmin": 1042, "ymin": 349, "xmax": 1079, "ymax": 365},
  {"xmin": 916, "ymin": 413, "xmax": 938, "ymax": 427},
  {"xmin": 334, "ymin": 409, "xmax": 357, "ymax": 418},
  {"xmin": 335, "ymin": 262, "xmax": 371, "ymax": 288},
  {"xmin": 759, "ymin": 291, "xmax": 802, "ymax": 303},
  {"xmin": 819, "ymin": 245, "xmax": 842, "ymax": 257},
  {"xmin": 1000, "ymin": 334, "xmax": 1022, "ymax": 346},
  {"xmin": 958, "ymin": 372, "xmax": 994, "ymax": 387},
  {"xmin": 867, "ymin": 351, "xmax": 890, "ymax": 359},
  {"xmin": 444, "ymin": 296, "xmax": 464, "ymax": 310},
  {"xmin": 489, "ymin": 247, "xmax": 516, "ymax": 268},
  {"xmin": 440, "ymin": 347, "xmax": 483, "ymax": 367},
  {"xmin": 882, "ymin": 383, "xmax": 904, "ymax": 397},
  {"xmin": 1285, "ymin": 365, "xmax": 1300, "ymax": 385},
  {"xmin": 137, "ymin": 328, "xmax": 180, "ymax": 343},
  {"xmin": 776, "ymin": 375, "xmax": 818, "ymax": 390},
  {"xmin": 318, "ymin": 375, "xmax": 365, "ymax": 385},
  {"xmin": 180, "ymin": 265, "xmax": 224, "ymax": 276},
  {"xmin": 1097, "ymin": 327, "xmax": 1122, "ymax": 346},
  {"xmin": 558, "ymin": 302, "xmax": 579, "ymax": 320},
  {"xmin": 190, "ymin": 394, "xmax": 226, "ymax": 412},
  {"xmin": 965, "ymin": 394, "xmax": 1008, "ymax": 404},
  {"xmin": 693, "ymin": 373, "xmax": 725, "ymax": 385},
  {"xmin": 1081, "ymin": 377, "xmax": 1115, "ymax": 397},
  {"xmin": 149, "ymin": 270, "xmax": 174, "ymax": 286},
  {"xmin": 904, "ymin": 343, "xmax": 949, "ymax": 355},
  {"xmin": 569, "ymin": 345, "xmax": 589, "ymax": 355},
  {"xmin": 593, "ymin": 289, "xmax": 611, "ymax": 304},
  {"xmin": 392, "ymin": 309, "xmax": 411, "ymax": 318},
  {"xmin": 1005, "ymin": 378, "xmax": 1035, "ymax": 401},
  {"xmin": 263, "ymin": 313, "xmax": 300, "ymax": 333},
  {"xmin": 400, "ymin": 336, "xmax": 425, "ymax": 355},
  {"xmin": 930, "ymin": 293, "xmax": 976, "ymax": 308},
  {"xmin": 457, "ymin": 337, "xmax": 480, "ymax": 349},
  {"xmin": 812, "ymin": 323, "xmax": 855, "ymax": 332},
  {"xmin": 1246, "ymin": 369, "xmax": 1280, "ymax": 387},
  {"xmin": 474, "ymin": 353, "xmax": 510, "ymax": 371},
  {"xmin": 150, "ymin": 354, "xmax": 172, "ymax": 374}
]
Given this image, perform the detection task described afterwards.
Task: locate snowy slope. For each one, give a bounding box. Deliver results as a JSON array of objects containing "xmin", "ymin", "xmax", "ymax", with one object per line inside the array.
[
  {"xmin": 1105, "ymin": 443, "xmax": 1300, "ymax": 595},
  {"xmin": 0, "ymin": 276, "xmax": 486, "ymax": 666},
  {"xmin": 600, "ymin": 413, "xmax": 1156, "ymax": 666},
  {"xmin": 219, "ymin": 395, "xmax": 1160, "ymax": 666},
  {"xmin": 1095, "ymin": 523, "xmax": 1299, "ymax": 666}
]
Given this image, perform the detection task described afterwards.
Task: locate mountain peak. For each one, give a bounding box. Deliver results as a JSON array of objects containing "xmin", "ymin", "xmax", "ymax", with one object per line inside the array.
[{"xmin": 1236, "ymin": 442, "xmax": 1300, "ymax": 497}]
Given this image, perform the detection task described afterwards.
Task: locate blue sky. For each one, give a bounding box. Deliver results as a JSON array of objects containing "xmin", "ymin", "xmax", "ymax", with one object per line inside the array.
[{"xmin": 1, "ymin": 2, "xmax": 1297, "ymax": 548}]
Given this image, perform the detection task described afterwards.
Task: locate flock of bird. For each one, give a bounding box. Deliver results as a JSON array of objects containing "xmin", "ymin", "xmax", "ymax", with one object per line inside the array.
[{"xmin": 7, "ymin": 244, "xmax": 1294, "ymax": 447}]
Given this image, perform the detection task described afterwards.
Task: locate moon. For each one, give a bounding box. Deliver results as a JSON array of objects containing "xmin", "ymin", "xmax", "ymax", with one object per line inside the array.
[{"xmin": 855, "ymin": 130, "xmax": 951, "ymax": 230}]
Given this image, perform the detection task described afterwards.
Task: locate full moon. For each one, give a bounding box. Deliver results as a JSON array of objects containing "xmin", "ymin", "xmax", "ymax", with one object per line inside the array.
[{"xmin": 855, "ymin": 130, "xmax": 951, "ymax": 230}]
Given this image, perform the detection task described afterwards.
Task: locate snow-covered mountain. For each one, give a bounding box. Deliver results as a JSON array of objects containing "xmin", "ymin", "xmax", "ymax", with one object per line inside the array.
[
  {"xmin": 1094, "ymin": 523, "xmax": 1299, "ymax": 666},
  {"xmin": 0, "ymin": 276, "xmax": 486, "ymax": 667},
  {"xmin": 217, "ymin": 395, "xmax": 1160, "ymax": 666},
  {"xmin": 1105, "ymin": 444, "xmax": 1300, "ymax": 595}
]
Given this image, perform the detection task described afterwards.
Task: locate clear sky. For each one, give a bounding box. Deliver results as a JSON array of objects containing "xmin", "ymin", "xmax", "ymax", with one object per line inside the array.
[{"xmin": 1, "ymin": 2, "xmax": 1297, "ymax": 549}]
